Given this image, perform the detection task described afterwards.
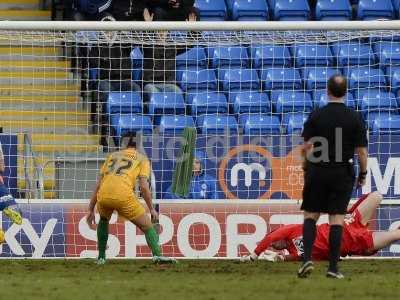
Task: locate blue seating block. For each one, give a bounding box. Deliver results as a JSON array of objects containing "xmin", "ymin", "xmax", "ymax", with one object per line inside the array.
[
  {"xmin": 273, "ymin": 0, "xmax": 311, "ymax": 21},
  {"xmin": 292, "ymin": 44, "xmax": 334, "ymax": 67},
  {"xmin": 107, "ymin": 91, "xmax": 142, "ymax": 114},
  {"xmin": 331, "ymin": 42, "xmax": 375, "ymax": 66},
  {"xmin": 197, "ymin": 115, "xmax": 238, "ymax": 134},
  {"xmin": 303, "ymin": 67, "xmax": 341, "ymax": 90},
  {"xmin": 239, "ymin": 114, "xmax": 281, "ymax": 135},
  {"xmin": 179, "ymin": 69, "xmax": 217, "ymax": 92},
  {"xmin": 314, "ymin": 90, "xmax": 356, "ymax": 108},
  {"xmin": 208, "ymin": 46, "xmax": 249, "ymax": 68},
  {"xmin": 194, "ymin": 0, "xmax": 227, "ymax": 21},
  {"xmin": 159, "ymin": 115, "xmax": 195, "ymax": 134},
  {"xmin": 283, "ymin": 113, "xmax": 309, "ymax": 134},
  {"xmin": 176, "ymin": 47, "xmax": 207, "ymax": 69},
  {"xmin": 112, "ymin": 114, "xmax": 153, "ymax": 137},
  {"xmin": 357, "ymin": 0, "xmax": 394, "ymax": 20},
  {"xmin": 231, "ymin": 91, "xmax": 271, "ymax": 114},
  {"xmin": 275, "ymin": 91, "xmax": 313, "ymax": 113},
  {"xmin": 388, "ymin": 66, "xmax": 400, "ymax": 93},
  {"xmin": 357, "ymin": 89, "xmax": 397, "ymax": 114},
  {"xmin": 250, "ymin": 45, "xmax": 291, "ymax": 68},
  {"xmin": 348, "ymin": 67, "xmax": 386, "ymax": 89},
  {"xmin": 148, "ymin": 92, "xmax": 186, "ymax": 116},
  {"xmin": 219, "ymin": 68, "xmax": 260, "ymax": 91},
  {"xmin": 315, "ymin": 0, "xmax": 352, "ymax": 21},
  {"xmin": 261, "ymin": 68, "xmax": 302, "ymax": 90},
  {"xmin": 372, "ymin": 115, "xmax": 400, "ymax": 134},
  {"xmin": 374, "ymin": 42, "xmax": 400, "ymax": 66},
  {"xmin": 189, "ymin": 92, "xmax": 229, "ymax": 115},
  {"xmin": 231, "ymin": 0, "xmax": 269, "ymax": 21}
]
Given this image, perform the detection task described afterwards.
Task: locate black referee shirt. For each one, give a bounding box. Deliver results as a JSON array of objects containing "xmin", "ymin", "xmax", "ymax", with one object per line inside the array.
[{"xmin": 302, "ymin": 102, "xmax": 368, "ymax": 165}]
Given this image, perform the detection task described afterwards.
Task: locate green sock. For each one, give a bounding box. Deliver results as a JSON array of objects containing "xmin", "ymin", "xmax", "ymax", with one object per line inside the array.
[
  {"xmin": 97, "ymin": 217, "xmax": 109, "ymax": 260},
  {"xmin": 145, "ymin": 227, "xmax": 162, "ymax": 257}
]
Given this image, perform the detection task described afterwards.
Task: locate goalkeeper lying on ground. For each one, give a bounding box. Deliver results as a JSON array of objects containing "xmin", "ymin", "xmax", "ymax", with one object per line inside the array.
[
  {"xmin": 86, "ymin": 134, "xmax": 175, "ymax": 264},
  {"xmin": 242, "ymin": 192, "xmax": 399, "ymax": 262}
]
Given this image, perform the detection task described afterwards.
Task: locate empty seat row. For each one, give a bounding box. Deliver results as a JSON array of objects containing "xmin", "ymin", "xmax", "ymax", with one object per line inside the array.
[
  {"xmin": 174, "ymin": 43, "xmax": 400, "ymax": 70},
  {"xmin": 107, "ymin": 88, "xmax": 400, "ymax": 120},
  {"xmin": 195, "ymin": 0, "xmax": 399, "ymax": 21},
  {"xmin": 111, "ymin": 112, "xmax": 400, "ymax": 136}
]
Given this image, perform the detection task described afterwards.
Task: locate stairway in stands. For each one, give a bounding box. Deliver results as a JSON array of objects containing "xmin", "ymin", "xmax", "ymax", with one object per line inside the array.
[{"xmin": 0, "ymin": 0, "xmax": 102, "ymax": 198}]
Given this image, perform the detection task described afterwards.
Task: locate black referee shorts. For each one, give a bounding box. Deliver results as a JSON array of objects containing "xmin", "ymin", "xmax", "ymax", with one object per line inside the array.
[{"xmin": 301, "ymin": 163, "xmax": 355, "ymax": 215}]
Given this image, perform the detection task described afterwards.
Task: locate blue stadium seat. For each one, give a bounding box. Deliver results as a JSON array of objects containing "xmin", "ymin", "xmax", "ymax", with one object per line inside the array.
[
  {"xmin": 315, "ymin": 0, "xmax": 352, "ymax": 21},
  {"xmin": 231, "ymin": 0, "xmax": 269, "ymax": 21},
  {"xmin": 250, "ymin": 45, "xmax": 291, "ymax": 68},
  {"xmin": 179, "ymin": 69, "xmax": 217, "ymax": 92},
  {"xmin": 218, "ymin": 68, "xmax": 260, "ymax": 91},
  {"xmin": 314, "ymin": 90, "xmax": 356, "ymax": 108},
  {"xmin": 239, "ymin": 114, "xmax": 281, "ymax": 135},
  {"xmin": 130, "ymin": 47, "xmax": 143, "ymax": 81},
  {"xmin": 261, "ymin": 68, "xmax": 302, "ymax": 90},
  {"xmin": 331, "ymin": 42, "xmax": 375, "ymax": 66},
  {"xmin": 292, "ymin": 44, "xmax": 334, "ymax": 67},
  {"xmin": 176, "ymin": 47, "xmax": 207, "ymax": 69},
  {"xmin": 208, "ymin": 46, "xmax": 249, "ymax": 68},
  {"xmin": 348, "ymin": 67, "xmax": 386, "ymax": 89},
  {"xmin": 197, "ymin": 115, "xmax": 238, "ymax": 134},
  {"xmin": 272, "ymin": 0, "xmax": 311, "ymax": 21},
  {"xmin": 159, "ymin": 115, "xmax": 195, "ymax": 135},
  {"xmin": 373, "ymin": 42, "xmax": 400, "ymax": 67},
  {"xmin": 283, "ymin": 113, "xmax": 309, "ymax": 134},
  {"xmin": 194, "ymin": 0, "xmax": 227, "ymax": 21},
  {"xmin": 189, "ymin": 92, "xmax": 229, "ymax": 115},
  {"xmin": 303, "ymin": 67, "xmax": 341, "ymax": 90},
  {"xmin": 388, "ymin": 66, "xmax": 400, "ymax": 93},
  {"xmin": 372, "ymin": 115, "xmax": 400, "ymax": 134},
  {"xmin": 112, "ymin": 114, "xmax": 153, "ymax": 137},
  {"xmin": 357, "ymin": 0, "xmax": 394, "ymax": 20},
  {"xmin": 357, "ymin": 89, "xmax": 398, "ymax": 115},
  {"xmin": 148, "ymin": 93, "xmax": 186, "ymax": 121},
  {"xmin": 106, "ymin": 92, "xmax": 142, "ymax": 114},
  {"xmin": 231, "ymin": 91, "xmax": 271, "ymax": 114},
  {"xmin": 275, "ymin": 91, "xmax": 313, "ymax": 113}
]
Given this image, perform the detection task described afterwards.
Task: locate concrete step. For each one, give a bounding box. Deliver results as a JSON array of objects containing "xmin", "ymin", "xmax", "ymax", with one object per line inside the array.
[
  {"xmin": 1, "ymin": 120, "xmax": 90, "ymax": 134},
  {"xmin": 0, "ymin": 47, "xmax": 63, "ymax": 60},
  {"xmin": 0, "ymin": 0, "xmax": 40, "ymax": 10},
  {"xmin": 0, "ymin": 110, "xmax": 90, "ymax": 122},
  {"xmin": 0, "ymin": 60, "xmax": 71, "ymax": 70},
  {"xmin": 18, "ymin": 133, "xmax": 101, "ymax": 146},
  {"xmin": 0, "ymin": 70, "xmax": 72, "ymax": 79},
  {"xmin": 0, "ymin": 83, "xmax": 80, "ymax": 96},
  {"xmin": 0, "ymin": 9, "xmax": 51, "ymax": 21},
  {"xmin": 0, "ymin": 95, "xmax": 82, "ymax": 111}
]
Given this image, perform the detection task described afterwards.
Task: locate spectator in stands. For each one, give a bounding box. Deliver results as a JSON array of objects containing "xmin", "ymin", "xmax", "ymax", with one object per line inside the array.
[
  {"xmin": 150, "ymin": 0, "xmax": 198, "ymax": 21},
  {"xmin": 142, "ymin": 7, "xmax": 184, "ymax": 98},
  {"xmin": 71, "ymin": 0, "xmax": 113, "ymax": 21},
  {"xmin": 164, "ymin": 151, "xmax": 220, "ymax": 199},
  {"xmin": 111, "ymin": 0, "xmax": 147, "ymax": 21}
]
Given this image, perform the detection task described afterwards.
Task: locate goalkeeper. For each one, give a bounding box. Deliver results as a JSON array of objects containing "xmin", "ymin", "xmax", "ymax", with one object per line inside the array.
[
  {"xmin": 0, "ymin": 141, "xmax": 22, "ymax": 226},
  {"xmin": 242, "ymin": 192, "xmax": 399, "ymax": 263},
  {"xmin": 86, "ymin": 133, "xmax": 176, "ymax": 264}
]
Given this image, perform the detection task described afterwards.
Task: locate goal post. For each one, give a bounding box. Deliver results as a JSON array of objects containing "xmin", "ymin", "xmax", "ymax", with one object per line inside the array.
[{"xmin": 0, "ymin": 21, "xmax": 399, "ymax": 258}]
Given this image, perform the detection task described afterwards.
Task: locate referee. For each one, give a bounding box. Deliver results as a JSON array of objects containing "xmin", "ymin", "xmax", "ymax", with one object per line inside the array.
[{"xmin": 298, "ymin": 75, "xmax": 368, "ymax": 279}]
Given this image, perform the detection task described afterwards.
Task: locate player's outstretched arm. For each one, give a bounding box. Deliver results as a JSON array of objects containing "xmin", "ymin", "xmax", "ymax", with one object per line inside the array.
[
  {"xmin": 86, "ymin": 176, "xmax": 102, "ymax": 229},
  {"xmin": 139, "ymin": 177, "xmax": 158, "ymax": 223}
]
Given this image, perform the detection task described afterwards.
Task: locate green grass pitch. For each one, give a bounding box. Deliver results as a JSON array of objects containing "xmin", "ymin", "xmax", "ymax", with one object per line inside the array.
[{"xmin": 2, "ymin": 259, "xmax": 400, "ymax": 300}]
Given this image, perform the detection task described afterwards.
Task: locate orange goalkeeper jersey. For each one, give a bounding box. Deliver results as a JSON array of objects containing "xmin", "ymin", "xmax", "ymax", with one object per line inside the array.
[{"xmin": 98, "ymin": 148, "xmax": 150, "ymax": 199}]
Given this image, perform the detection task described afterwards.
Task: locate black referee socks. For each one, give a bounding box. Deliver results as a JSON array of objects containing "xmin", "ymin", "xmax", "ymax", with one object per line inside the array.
[
  {"xmin": 303, "ymin": 218, "xmax": 317, "ymax": 262},
  {"xmin": 328, "ymin": 225, "xmax": 343, "ymax": 273}
]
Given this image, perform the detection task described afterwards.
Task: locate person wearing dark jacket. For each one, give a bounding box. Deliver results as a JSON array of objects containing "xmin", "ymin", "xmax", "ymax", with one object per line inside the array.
[{"xmin": 149, "ymin": 0, "xmax": 197, "ymax": 21}]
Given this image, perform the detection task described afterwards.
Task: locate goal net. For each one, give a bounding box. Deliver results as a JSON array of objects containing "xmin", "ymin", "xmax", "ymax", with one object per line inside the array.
[{"xmin": 0, "ymin": 21, "xmax": 399, "ymax": 258}]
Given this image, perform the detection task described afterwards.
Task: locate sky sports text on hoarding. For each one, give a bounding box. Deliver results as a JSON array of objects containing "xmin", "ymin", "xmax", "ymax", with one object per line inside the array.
[{"xmin": 0, "ymin": 202, "xmax": 399, "ymax": 258}]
